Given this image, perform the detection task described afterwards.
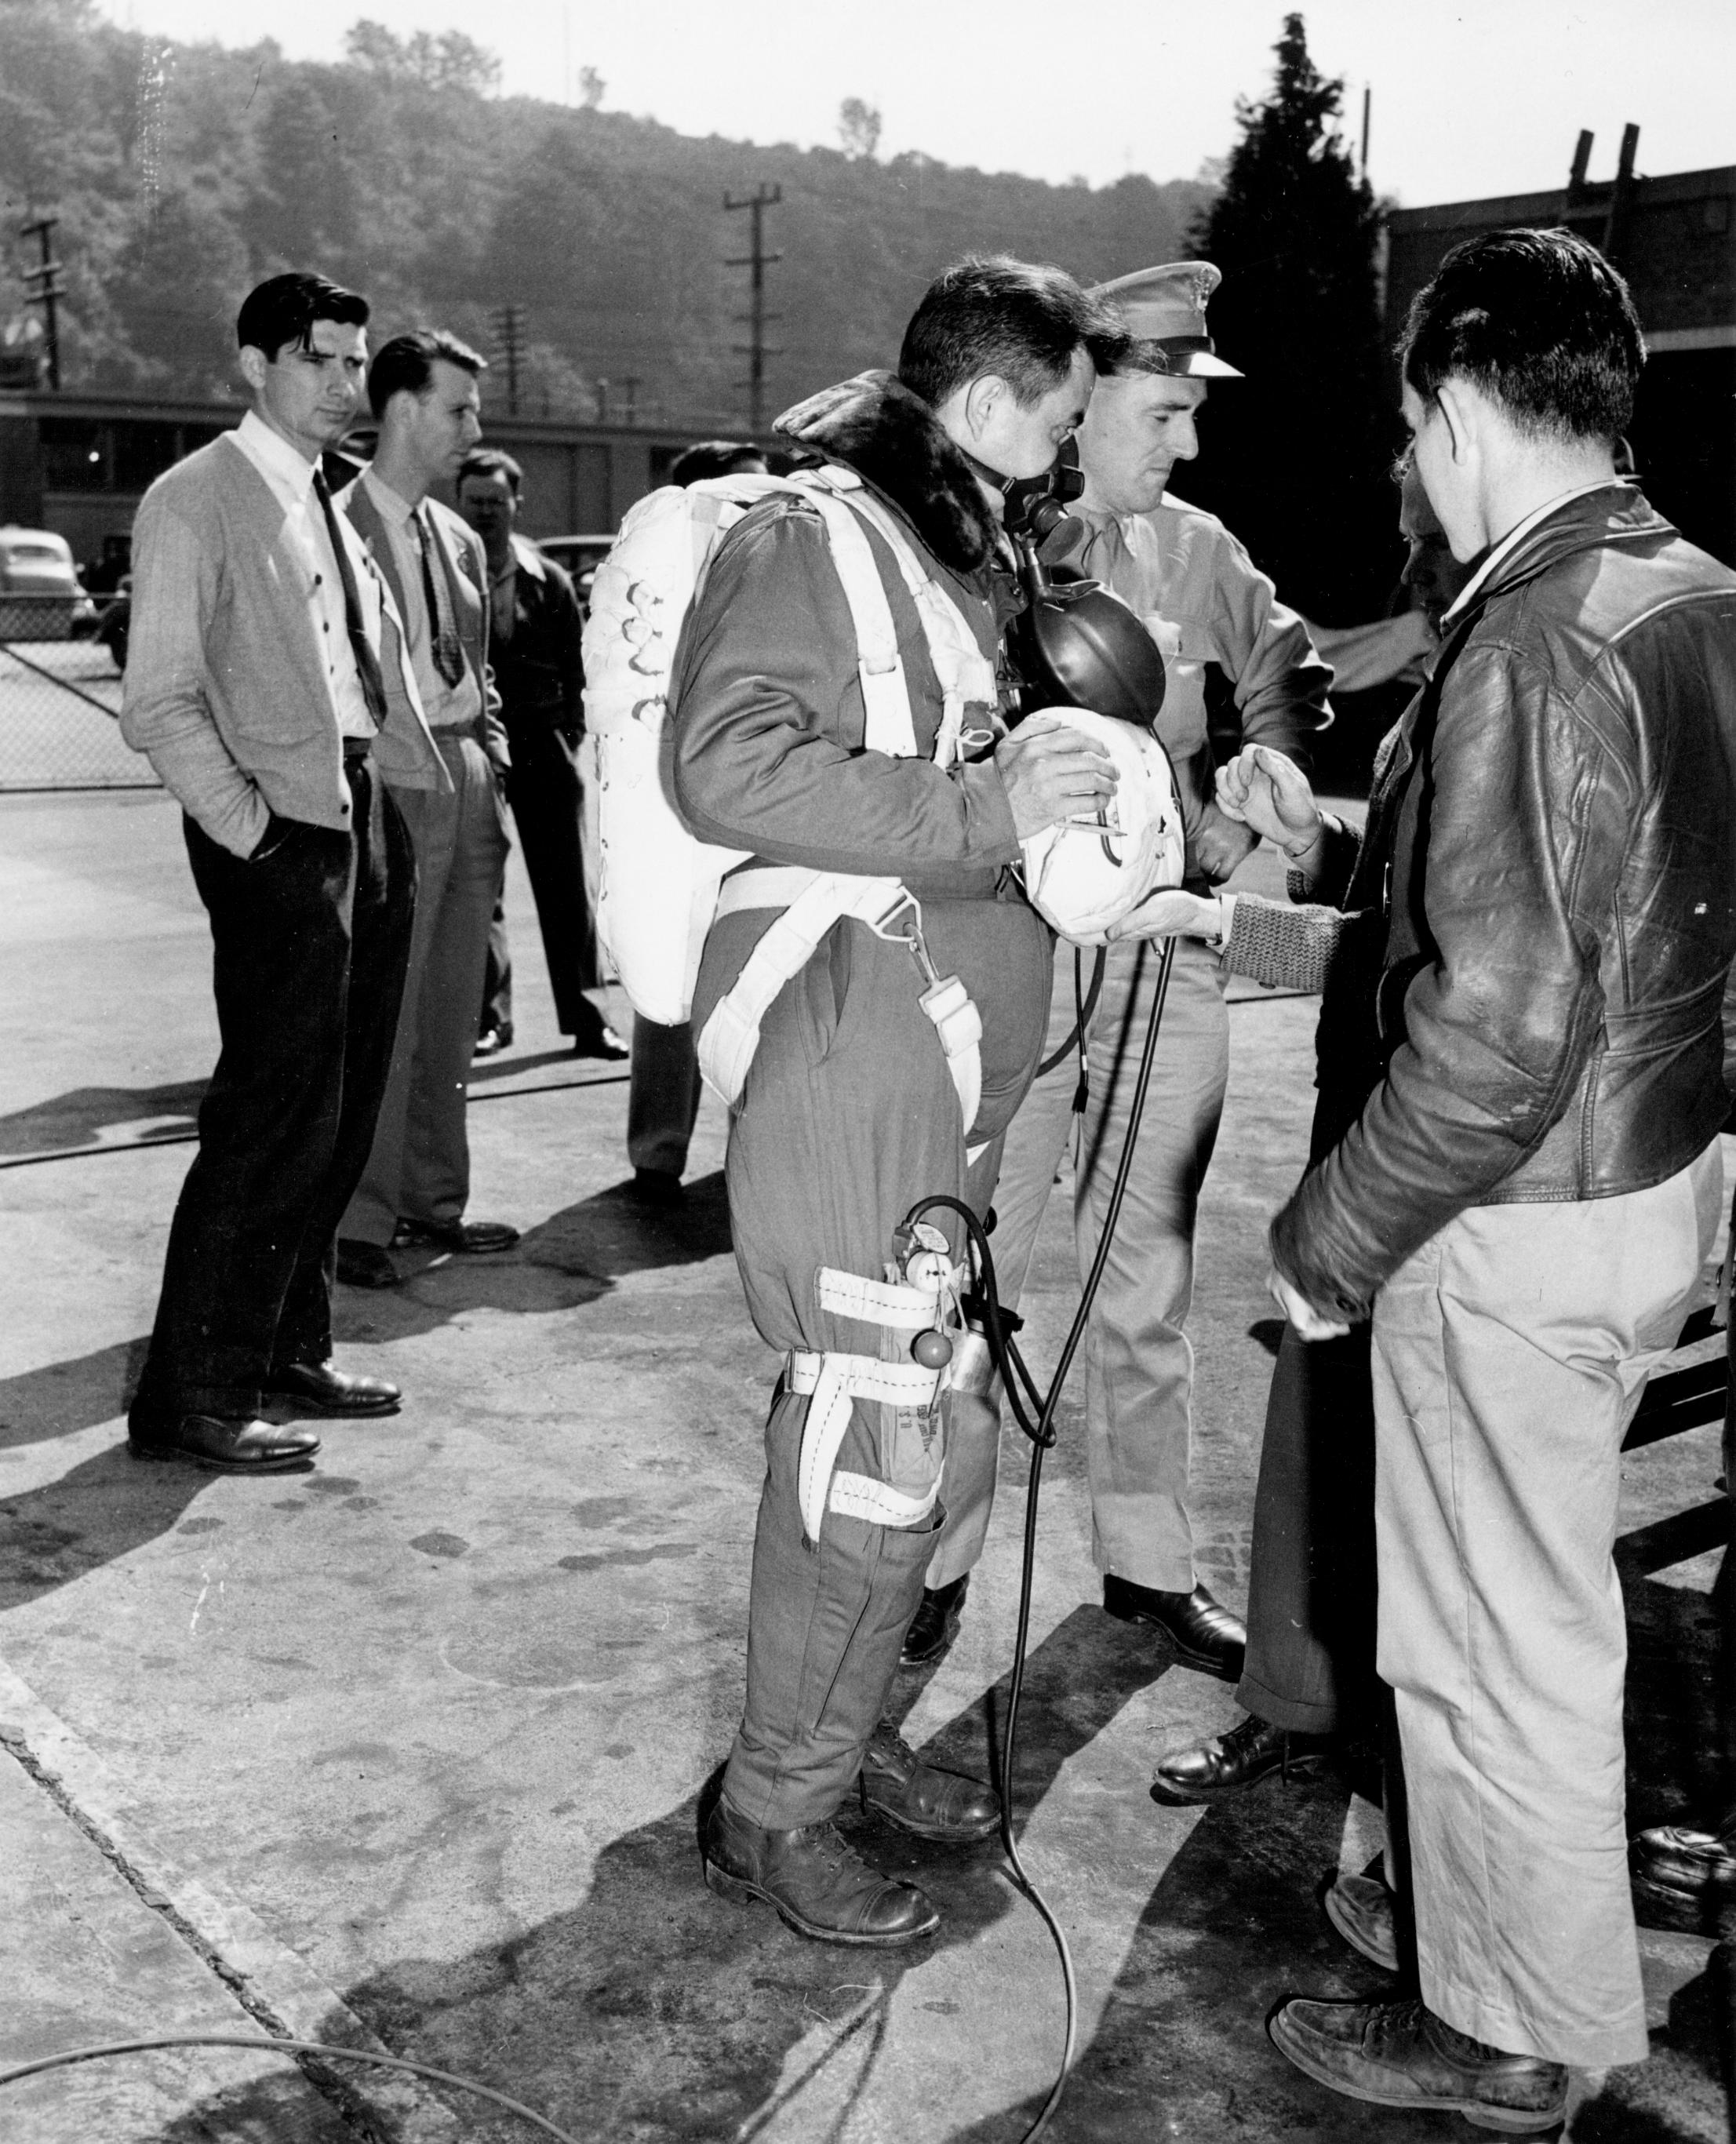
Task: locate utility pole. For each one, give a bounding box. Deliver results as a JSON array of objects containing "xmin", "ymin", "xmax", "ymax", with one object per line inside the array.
[
  {"xmin": 489, "ymin": 303, "xmax": 525, "ymax": 416},
  {"xmin": 618, "ymin": 375, "xmax": 641, "ymax": 425},
  {"xmin": 1359, "ymin": 86, "xmax": 1370, "ymax": 180},
  {"xmin": 724, "ymin": 184, "xmax": 782, "ymax": 436},
  {"xmin": 20, "ymin": 214, "xmax": 63, "ymax": 391}
]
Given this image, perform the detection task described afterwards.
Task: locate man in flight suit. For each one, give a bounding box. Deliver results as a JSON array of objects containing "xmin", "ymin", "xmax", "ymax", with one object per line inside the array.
[
  {"xmin": 675, "ymin": 258, "xmax": 1127, "ymax": 1946},
  {"xmin": 905, "ymin": 263, "xmax": 1333, "ymax": 1681}
]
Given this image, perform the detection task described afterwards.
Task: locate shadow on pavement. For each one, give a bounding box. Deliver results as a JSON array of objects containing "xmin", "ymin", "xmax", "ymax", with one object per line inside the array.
[
  {"xmin": 0, "ymin": 1078, "xmax": 206, "ymax": 1158},
  {"xmin": 0, "ymin": 1336, "xmax": 148, "ymax": 1451},
  {"xmin": 333, "ymin": 1172, "xmax": 734, "ymax": 1345},
  {"xmin": 0, "ymin": 1440, "xmax": 206, "ymax": 1613}
]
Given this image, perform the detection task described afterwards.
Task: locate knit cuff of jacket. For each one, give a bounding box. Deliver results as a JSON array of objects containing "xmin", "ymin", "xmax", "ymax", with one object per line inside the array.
[{"xmin": 1268, "ymin": 1187, "xmax": 1374, "ymax": 1328}]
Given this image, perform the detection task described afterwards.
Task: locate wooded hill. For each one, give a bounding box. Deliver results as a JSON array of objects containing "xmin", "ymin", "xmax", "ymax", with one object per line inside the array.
[{"xmin": 1, "ymin": 0, "xmax": 1214, "ymax": 428}]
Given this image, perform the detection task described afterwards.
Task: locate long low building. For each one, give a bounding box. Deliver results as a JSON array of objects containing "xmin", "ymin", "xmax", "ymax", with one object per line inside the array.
[
  {"xmin": 1385, "ymin": 151, "xmax": 1735, "ymax": 566},
  {"xmin": 0, "ymin": 391, "xmax": 754, "ymax": 573}
]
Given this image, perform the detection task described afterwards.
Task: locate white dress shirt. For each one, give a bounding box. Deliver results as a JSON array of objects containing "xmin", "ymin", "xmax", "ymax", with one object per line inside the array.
[
  {"xmin": 229, "ymin": 410, "xmax": 379, "ymax": 738},
  {"xmin": 357, "ymin": 468, "xmax": 482, "ymax": 732}
]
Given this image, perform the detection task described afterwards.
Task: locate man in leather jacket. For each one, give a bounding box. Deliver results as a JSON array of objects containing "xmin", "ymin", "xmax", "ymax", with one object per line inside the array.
[{"xmin": 1263, "ymin": 228, "xmax": 1736, "ymax": 2131}]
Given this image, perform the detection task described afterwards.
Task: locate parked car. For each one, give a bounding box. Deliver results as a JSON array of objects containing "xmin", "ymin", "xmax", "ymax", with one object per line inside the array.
[{"xmin": 0, "ymin": 525, "xmax": 98, "ymax": 640}]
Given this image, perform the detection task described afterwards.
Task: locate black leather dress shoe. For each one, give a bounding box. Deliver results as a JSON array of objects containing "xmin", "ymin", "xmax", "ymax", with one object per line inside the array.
[
  {"xmin": 1103, "ymin": 1574, "xmax": 1246, "ymax": 1680},
  {"xmin": 1269, "ymin": 1997, "xmax": 1567, "ymax": 2132},
  {"xmin": 472, "ymin": 1020, "xmax": 513, "ymax": 1057},
  {"xmin": 701, "ymin": 1793, "xmax": 940, "ymax": 1947},
  {"xmin": 629, "ymin": 1167, "xmax": 685, "ymax": 1210},
  {"xmin": 129, "ymin": 1414, "xmax": 319, "ymax": 1473},
  {"xmin": 336, "ymin": 1238, "xmax": 399, "ymax": 1290},
  {"xmin": 1151, "ymin": 1712, "xmax": 1335, "ymax": 1804},
  {"xmin": 858, "ymin": 1723, "xmax": 999, "ymax": 1842},
  {"xmin": 901, "ymin": 1574, "xmax": 969, "ymax": 1667},
  {"xmin": 1631, "ymin": 1815, "xmax": 1736, "ymax": 1934},
  {"xmin": 570, "ymin": 1015, "xmax": 629, "ymax": 1061},
  {"xmin": 264, "ymin": 1360, "xmax": 402, "ymax": 1418},
  {"xmin": 391, "ymin": 1217, "xmax": 520, "ymax": 1254}
]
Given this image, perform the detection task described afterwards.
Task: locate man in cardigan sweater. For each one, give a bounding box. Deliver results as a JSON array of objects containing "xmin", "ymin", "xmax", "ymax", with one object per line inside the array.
[{"xmin": 121, "ymin": 271, "xmax": 442, "ymax": 1472}]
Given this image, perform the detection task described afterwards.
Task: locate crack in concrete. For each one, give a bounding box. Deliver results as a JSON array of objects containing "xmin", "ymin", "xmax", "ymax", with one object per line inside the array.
[{"xmin": 0, "ymin": 1720, "xmax": 391, "ymax": 2140}]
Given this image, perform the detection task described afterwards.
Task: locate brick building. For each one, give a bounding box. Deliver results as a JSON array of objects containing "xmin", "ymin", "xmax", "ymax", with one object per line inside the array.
[{"xmin": 1385, "ymin": 137, "xmax": 1735, "ymax": 564}]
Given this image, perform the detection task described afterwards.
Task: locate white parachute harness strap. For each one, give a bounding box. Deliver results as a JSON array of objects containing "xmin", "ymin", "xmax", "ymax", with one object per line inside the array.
[
  {"xmin": 698, "ymin": 868, "xmax": 985, "ymax": 1142},
  {"xmin": 787, "ymin": 1351, "xmax": 945, "ymax": 1542},
  {"xmin": 787, "ymin": 1234, "xmax": 965, "ymax": 1542},
  {"xmin": 817, "ymin": 475, "xmax": 999, "ymax": 771}
]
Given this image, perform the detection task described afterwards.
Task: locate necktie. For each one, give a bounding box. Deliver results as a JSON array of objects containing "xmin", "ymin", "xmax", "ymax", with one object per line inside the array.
[
  {"xmin": 414, "ymin": 507, "xmax": 466, "ymax": 688},
  {"xmin": 310, "ymin": 467, "xmax": 388, "ymax": 726}
]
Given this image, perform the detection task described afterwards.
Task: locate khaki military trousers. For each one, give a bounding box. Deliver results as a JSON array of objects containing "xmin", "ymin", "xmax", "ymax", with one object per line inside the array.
[
  {"xmin": 928, "ymin": 931, "xmax": 1228, "ymax": 1594},
  {"xmin": 1371, "ymin": 1144, "xmax": 1722, "ymax": 2068}
]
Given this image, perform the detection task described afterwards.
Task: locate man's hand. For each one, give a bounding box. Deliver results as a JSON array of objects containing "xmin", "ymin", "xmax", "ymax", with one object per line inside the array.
[
  {"xmin": 1267, "ymin": 1265, "xmax": 1352, "ymax": 1341},
  {"xmin": 998, "ymin": 712, "xmax": 1119, "ymax": 840},
  {"xmin": 1216, "ymin": 744, "xmax": 1323, "ymax": 857},
  {"xmin": 1105, "ymin": 889, "xmax": 1222, "ymax": 945},
  {"xmin": 1192, "ymin": 798, "xmax": 1258, "ymax": 881}
]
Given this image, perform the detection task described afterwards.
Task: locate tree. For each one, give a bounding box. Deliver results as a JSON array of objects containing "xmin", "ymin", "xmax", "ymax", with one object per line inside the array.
[
  {"xmin": 1185, "ymin": 14, "xmax": 1395, "ymax": 624},
  {"xmin": 343, "ymin": 20, "xmax": 500, "ymax": 94},
  {"xmin": 837, "ymin": 97, "xmax": 881, "ymax": 161}
]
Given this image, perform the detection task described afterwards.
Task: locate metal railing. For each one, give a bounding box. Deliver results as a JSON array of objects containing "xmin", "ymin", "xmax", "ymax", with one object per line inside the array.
[{"xmin": 0, "ymin": 599, "xmax": 156, "ymax": 792}]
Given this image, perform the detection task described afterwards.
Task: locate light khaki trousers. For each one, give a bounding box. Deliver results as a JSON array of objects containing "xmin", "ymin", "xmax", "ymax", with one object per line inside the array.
[
  {"xmin": 1371, "ymin": 1144, "xmax": 1722, "ymax": 2068},
  {"xmin": 927, "ymin": 932, "xmax": 1228, "ymax": 1593}
]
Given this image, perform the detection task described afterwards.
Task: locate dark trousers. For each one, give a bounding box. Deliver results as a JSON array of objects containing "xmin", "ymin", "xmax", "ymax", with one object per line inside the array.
[
  {"xmin": 627, "ymin": 1017, "xmax": 702, "ymax": 1178},
  {"xmin": 502, "ymin": 723, "xmax": 598, "ymax": 1035},
  {"xmin": 131, "ymin": 761, "xmax": 415, "ymax": 1425},
  {"xmin": 1236, "ymin": 1321, "xmax": 1378, "ymax": 1734}
]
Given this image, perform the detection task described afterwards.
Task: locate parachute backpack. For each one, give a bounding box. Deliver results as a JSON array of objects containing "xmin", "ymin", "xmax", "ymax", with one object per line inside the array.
[{"xmin": 580, "ymin": 466, "xmax": 1001, "ymax": 1138}]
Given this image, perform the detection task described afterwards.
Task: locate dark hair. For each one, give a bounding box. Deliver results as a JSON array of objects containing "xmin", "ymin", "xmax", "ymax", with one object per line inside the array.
[
  {"xmin": 457, "ymin": 447, "xmax": 523, "ymax": 494},
  {"xmin": 1399, "ymin": 228, "xmax": 1644, "ymax": 444},
  {"xmin": 235, "ymin": 271, "xmax": 369, "ymax": 359},
  {"xmin": 368, "ymin": 328, "xmax": 488, "ymax": 418},
  {"xmin": 670, "ymin": 440, "xmax": 769, "ymax": 486},
  {"xmin": 897, "ymin": 255, "xmax": 1130, "ymax": 410}
]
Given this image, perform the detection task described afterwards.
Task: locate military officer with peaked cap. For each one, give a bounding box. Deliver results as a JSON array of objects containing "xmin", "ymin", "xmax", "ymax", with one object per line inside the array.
[{"xmin": 904, "ymin": 260, "xmax": 1335, "ymax": 1679}]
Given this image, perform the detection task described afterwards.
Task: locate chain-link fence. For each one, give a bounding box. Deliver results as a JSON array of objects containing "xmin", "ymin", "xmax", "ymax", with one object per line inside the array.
[{"xmin": 0, "ymin": 599, "xmax": 157, "ymax": 792}]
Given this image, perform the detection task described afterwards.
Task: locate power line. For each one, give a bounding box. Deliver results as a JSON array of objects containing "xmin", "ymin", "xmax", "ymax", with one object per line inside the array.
[
  {"xmin": 490, "ymin": 303, "xmax": 526, "ymax": 414},
  {"xmin": 723, "ymin": 183, "xmax": 781, "ymax": 437}
]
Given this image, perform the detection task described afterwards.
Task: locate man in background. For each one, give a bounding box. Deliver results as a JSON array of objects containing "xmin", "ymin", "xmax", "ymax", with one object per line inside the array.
[
  {"xmin": 337, "ymin": 331, "xmax": 519, "ymax": 1287},
  {"xmin": 906, "ymin": 262, "xmax": 1332, "ymax": 1684},
  {"xmin": 121, "ymin": 271, "xmax": 436, "ymax": 1469},
  {"xmin": 456, "ymin": 449, "xmax": 622, "ymax": 1061}
]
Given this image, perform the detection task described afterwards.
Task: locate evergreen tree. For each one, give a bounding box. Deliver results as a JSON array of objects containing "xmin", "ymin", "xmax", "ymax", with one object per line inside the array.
[{"xmin": 1186, "ymin": 15, "xmax": 1396, "ymax": 624}]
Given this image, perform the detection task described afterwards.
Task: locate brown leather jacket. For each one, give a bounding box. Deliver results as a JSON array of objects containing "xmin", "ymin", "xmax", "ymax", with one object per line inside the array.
[{"xmin": 1272, "ymin": 484, "xmax": 1736, "ymax": 1323}]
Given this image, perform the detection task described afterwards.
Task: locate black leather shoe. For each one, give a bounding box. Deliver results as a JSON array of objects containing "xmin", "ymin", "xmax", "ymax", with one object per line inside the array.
[
  {"xmin": 391, "ymin": 1217, "xmax": 520, "ymax": 1254},
  {"xmin": 472, "ymin": 1021, "xmax": 513, "ymax": 1057},
  {"xmin": 858, "ymin": 1724, "xmax": 999, "ymax": 1842},
  {"xmin": 1269, "ymin": 1996, "xmax": 1567, "ymax": 2132},
  {"xmin": 336, "ymin": 1238, "xmax": 399, "ymax": 1289},
  {"xmin": 1103, "ymin": 1574, "xmax": 1246, "ymax": 1680},
  {"xmin": 1151, "ymin": 1712, "xmax": 1335, "ymax": 1805},
  {"xmin": 629, "ymin": 1167, "xmax": 685, "ymax": 1210},
  {"xmin": 129, "ymin": 1414, "xmax": 319, "ymax": 1474},
  {"xmin": 1631, "ymin": 1815, "xmax": 1736, "ymax": 1934},
  {"xmin": 570, "ymin": 1015, "xmax": 629, "ymax": 1061},
  {"xmin": 1324, "ymin": 1870, "xmax": 1400, "ymax": 1972},
  {"xmin": 701, "ymin": 1793, "xmax": 940, "ymax": 1947},
  {"xmin": 264, "ymin": 1360, "xmax": 402, "ymax": 1418},
  {"xmin": 901, "ymin": 1574, "xmax": 969, "ymax": 1667}
]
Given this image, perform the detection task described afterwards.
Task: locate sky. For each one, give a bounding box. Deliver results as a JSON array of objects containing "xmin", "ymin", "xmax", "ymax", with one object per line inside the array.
[{"xmin": 95, "ymin": 0, "xmax": 1736, "ymax": 207}]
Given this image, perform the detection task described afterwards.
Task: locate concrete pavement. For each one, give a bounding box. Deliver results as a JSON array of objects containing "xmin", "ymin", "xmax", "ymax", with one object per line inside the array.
[{"xmin": 0, "ymin": 786, "xmax": 1729, "ymax": 2142}]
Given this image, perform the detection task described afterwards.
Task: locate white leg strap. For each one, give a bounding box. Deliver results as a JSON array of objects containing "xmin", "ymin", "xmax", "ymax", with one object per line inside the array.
[{"xmin": 788, "ymin": 1349, "xmax": 945, "ymax": 1541}]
